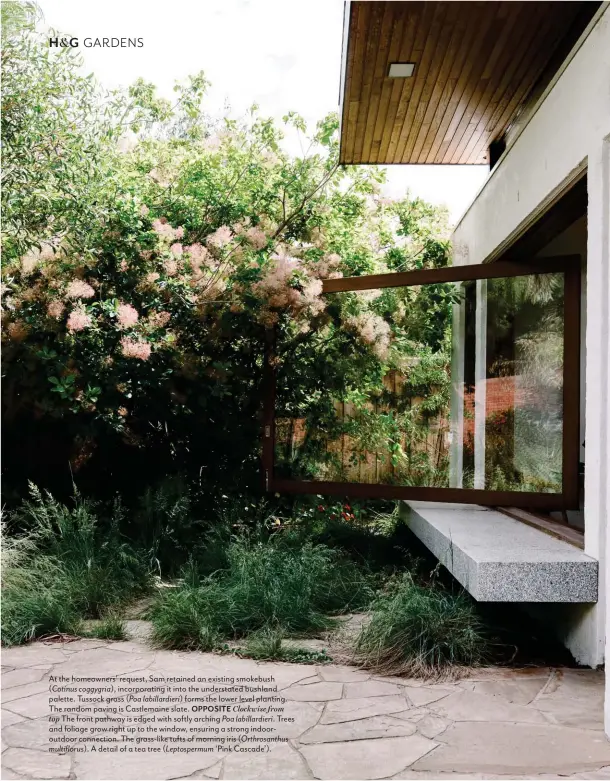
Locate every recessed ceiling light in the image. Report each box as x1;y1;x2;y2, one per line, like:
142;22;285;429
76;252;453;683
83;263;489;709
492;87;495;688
388;62;415;78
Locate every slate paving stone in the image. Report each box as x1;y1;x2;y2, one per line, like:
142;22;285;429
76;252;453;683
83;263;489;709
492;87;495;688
318;665;371;683
49;646;152;678
0;768;26;779
460;667;553;681
0;710;27;728
430;690;549;724
299;714;417;744
74;749;223;780
470;677;548;704
2;746;71;779
392;708;428;722
2;639;609;780
3;716;49;751
223;742;310;780
283;681;343;701
344;680;403;698
1;682;49;704
536;696;606;731
0;647;69;669
301;735;439;779
321;694;410;724
2;692;52;720
416;714;449;739
412;722;610;775
289;674;321;686
534;669;605;730
404;686;455;707
1;668;50;691
59;639;108;654
274;701;323;739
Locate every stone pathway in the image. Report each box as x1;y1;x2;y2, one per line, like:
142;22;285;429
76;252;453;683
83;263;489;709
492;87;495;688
2;637;610;780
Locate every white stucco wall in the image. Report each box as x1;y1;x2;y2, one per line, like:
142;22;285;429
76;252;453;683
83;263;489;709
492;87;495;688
451;6;610;678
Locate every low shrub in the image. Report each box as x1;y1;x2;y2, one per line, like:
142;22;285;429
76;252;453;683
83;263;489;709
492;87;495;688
356;573;489;676
150;539;374;651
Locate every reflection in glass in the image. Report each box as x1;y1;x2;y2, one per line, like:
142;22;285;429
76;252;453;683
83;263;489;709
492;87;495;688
461;274;564;493
274;272;564;493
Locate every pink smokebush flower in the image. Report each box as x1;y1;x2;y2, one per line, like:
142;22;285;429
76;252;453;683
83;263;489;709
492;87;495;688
21;250;39;276
67;307;92;332
186;243;208;264
39;243;56;261
170;243;183;258
244;226;267;250
7;321;29;341
152;219;183;242
346;312;391;361
121;337;151;360
162;259;178;277
66;279;95;299
206;225;232;249
252;251;302;316
186;244;213;283
148;311;171;328
117;303;139;329
47;301;65;319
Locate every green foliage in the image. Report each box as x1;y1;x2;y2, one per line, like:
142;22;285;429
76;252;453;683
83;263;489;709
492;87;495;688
150;538;374;651
1;554;83;646
356;573;489;676
227;627;332;664
133;477;207;575
84;612;128;641
1;10;451;502
279;500;414;573
1;485;151;645
1;1;40;40
13;484;151;615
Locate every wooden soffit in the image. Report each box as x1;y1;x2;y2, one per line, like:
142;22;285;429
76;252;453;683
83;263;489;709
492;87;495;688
339;1;599;165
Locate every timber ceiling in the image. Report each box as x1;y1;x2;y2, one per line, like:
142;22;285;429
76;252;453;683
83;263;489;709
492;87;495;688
339;1;599;165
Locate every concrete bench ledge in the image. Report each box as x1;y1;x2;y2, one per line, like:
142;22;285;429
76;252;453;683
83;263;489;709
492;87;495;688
400;501;598;603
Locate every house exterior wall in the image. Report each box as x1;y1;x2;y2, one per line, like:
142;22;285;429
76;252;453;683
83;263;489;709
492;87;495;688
451;6;610;680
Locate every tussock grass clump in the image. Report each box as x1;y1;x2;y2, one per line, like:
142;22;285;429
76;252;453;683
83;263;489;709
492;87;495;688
150;539;374;651
356;574;489;677
1;485;151;646
235;626;331;664
1;558;83;646
84;613;128;641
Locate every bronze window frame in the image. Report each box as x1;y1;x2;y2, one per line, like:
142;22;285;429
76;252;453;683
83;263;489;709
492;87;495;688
263;255;581;510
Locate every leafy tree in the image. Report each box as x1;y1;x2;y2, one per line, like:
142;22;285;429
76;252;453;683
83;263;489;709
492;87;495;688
1;11;451;502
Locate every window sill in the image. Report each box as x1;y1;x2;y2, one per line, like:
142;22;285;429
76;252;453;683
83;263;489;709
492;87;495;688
399;501;596;603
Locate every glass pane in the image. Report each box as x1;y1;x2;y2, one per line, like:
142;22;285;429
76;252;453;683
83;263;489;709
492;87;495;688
461;273;564;493
274;272;564;494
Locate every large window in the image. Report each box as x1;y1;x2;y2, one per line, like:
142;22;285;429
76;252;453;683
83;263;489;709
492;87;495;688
263;257;581;509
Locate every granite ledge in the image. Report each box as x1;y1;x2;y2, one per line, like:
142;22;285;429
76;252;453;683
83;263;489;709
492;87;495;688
399;501;598;603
